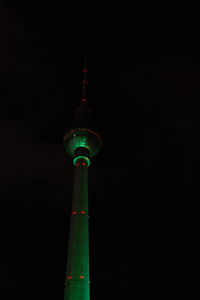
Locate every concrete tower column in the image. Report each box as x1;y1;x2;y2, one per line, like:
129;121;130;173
64;156;90;300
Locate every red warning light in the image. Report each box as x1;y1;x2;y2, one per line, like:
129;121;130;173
82;68;88;73
68;276;72;280
81;211;86;214
82;162;86;166
72;211;77;215
80;275;85;279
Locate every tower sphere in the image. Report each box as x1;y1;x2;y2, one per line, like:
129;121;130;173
63;127;102;158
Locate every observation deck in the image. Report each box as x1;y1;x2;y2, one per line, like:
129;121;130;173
63;127;102;159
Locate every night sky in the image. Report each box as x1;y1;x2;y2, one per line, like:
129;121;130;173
0;2;198;299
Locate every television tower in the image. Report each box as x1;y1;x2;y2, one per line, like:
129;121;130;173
63;57;102;300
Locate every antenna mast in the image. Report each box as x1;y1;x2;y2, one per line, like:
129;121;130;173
81;55;89;104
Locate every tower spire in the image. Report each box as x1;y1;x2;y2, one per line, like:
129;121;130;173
73;56;93;129
81;55;89;104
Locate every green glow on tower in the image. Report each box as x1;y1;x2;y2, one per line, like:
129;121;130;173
63;59;102;300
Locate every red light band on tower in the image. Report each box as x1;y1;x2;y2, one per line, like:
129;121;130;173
81;98;88;103
82;80;88;85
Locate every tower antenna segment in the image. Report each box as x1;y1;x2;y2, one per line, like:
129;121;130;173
81;55;89;104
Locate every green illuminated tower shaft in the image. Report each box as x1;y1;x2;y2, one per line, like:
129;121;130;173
64;157;90;299
63;59;102;300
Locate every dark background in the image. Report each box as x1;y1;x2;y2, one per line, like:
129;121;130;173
0;2;198;299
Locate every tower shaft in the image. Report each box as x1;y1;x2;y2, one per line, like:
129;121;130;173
64;160;90;300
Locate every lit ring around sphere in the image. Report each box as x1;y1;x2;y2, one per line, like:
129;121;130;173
73;156;91;166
